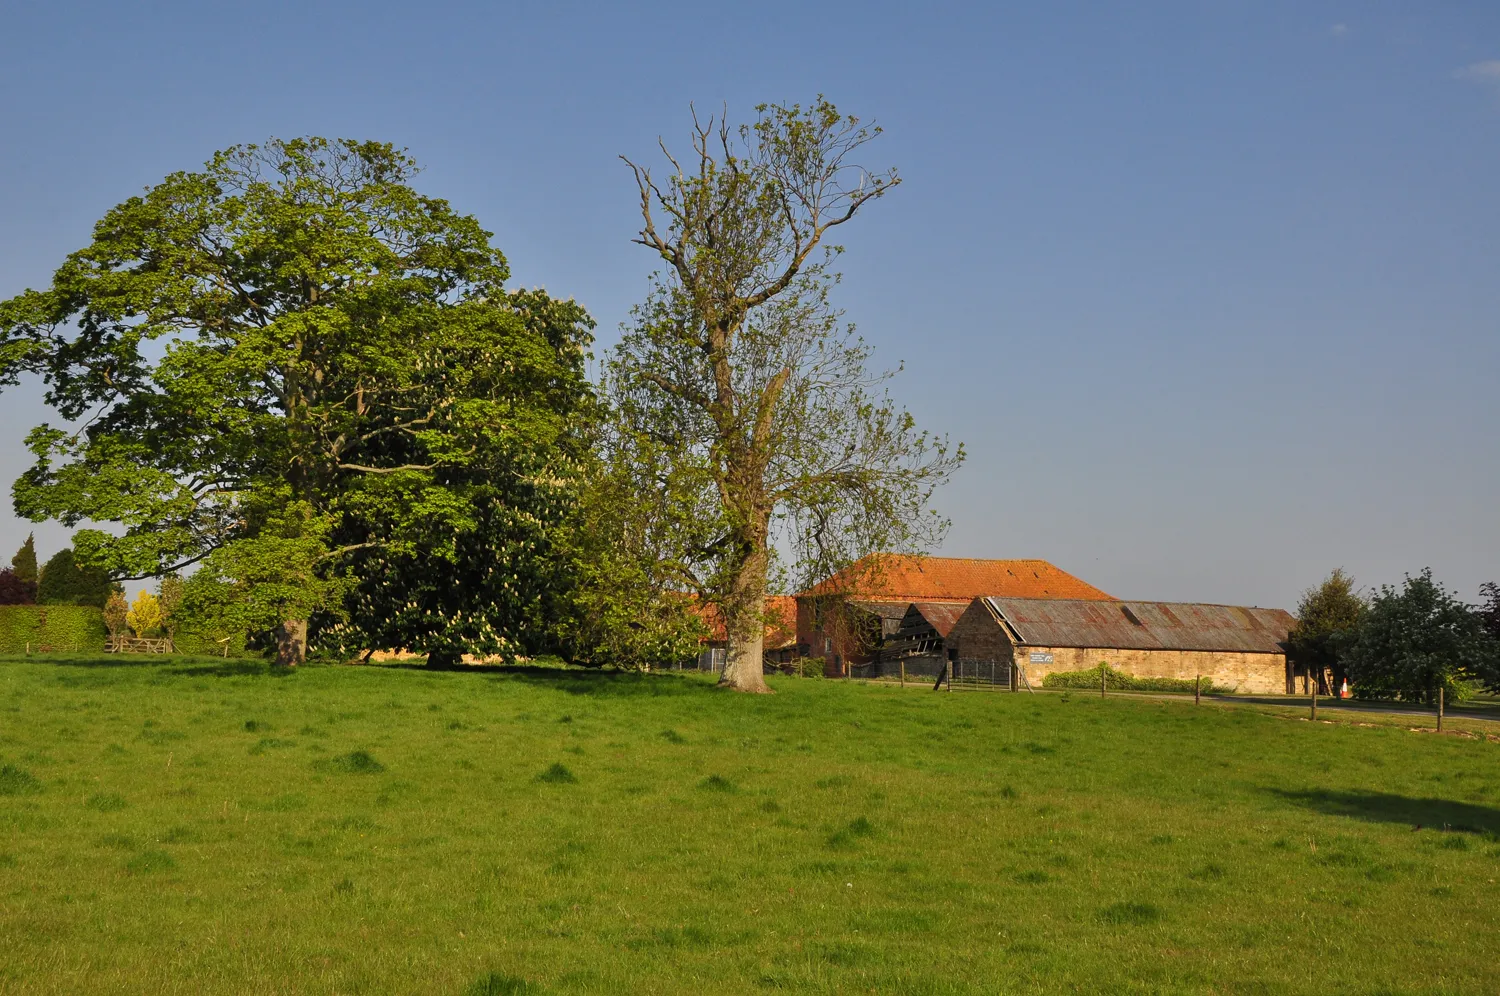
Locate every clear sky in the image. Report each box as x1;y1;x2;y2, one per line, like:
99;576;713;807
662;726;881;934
1;1;1496;610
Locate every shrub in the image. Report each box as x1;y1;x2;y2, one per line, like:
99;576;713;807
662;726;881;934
795;656;826;678
0;605;108;654
1042;664;1222;695
0;568;36;606
126;591;166;638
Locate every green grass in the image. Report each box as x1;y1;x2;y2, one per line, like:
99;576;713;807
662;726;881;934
1;657;1499;994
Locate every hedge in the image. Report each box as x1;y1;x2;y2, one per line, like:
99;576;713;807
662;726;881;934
1042;663;1223;695
172;628;253;658
0;605;108;654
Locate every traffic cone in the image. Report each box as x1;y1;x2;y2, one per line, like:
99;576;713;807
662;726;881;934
1340;679;1349;700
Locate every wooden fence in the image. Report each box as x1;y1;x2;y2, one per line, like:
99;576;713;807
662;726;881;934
105;635;174;654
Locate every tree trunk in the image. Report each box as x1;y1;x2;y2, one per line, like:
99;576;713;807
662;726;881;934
718;536;773;694
276;619;307;667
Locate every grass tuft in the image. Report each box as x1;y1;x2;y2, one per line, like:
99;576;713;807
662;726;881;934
659;729;687;744
86;792;127;812
324;750;385;774
466;972;537;995
0;764;42;795
699;774;735;792
535;763;577;785
1098;901;1163;926
125;850;176;874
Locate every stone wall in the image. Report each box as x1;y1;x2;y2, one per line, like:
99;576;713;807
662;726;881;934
946;600;1289;694
1016;645;1287;695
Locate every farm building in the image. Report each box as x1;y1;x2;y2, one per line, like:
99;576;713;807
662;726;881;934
693;595;798;672
945;597;1296;694
872;601;971;680
795;555;1114;676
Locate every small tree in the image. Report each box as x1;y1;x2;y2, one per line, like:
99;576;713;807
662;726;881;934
103;590;129;640
126;590;166;639
158;573;184;643
1345;569;1497;704
10;534;37;601
1285;568;1364;694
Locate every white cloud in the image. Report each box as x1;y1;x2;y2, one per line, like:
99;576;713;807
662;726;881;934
1330;23;1349;38
1455;60;1500;84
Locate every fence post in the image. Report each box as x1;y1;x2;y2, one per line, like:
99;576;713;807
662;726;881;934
1437;686;1444;733
900;659;906;688
946;659;953;693
1195;674;1201;706
1101;665;1106;698
1310;677;1317;721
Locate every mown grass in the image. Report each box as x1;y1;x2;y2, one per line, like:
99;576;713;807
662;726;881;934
1;656;1499;994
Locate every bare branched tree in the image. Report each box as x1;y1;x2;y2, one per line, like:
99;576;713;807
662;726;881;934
612;98;962;692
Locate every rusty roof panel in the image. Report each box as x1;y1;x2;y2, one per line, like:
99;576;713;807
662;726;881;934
984;597;1295;655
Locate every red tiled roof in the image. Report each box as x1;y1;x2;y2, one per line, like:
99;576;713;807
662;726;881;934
696;595;797;649
799;554;1114;602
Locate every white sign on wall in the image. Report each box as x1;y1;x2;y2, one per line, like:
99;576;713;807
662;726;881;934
1029;652;1054;664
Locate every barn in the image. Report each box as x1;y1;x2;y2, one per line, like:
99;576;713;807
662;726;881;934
946;596;1296;694
795;554;1114;676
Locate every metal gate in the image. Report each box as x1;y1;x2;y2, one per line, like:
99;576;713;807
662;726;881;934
949;657;1019;690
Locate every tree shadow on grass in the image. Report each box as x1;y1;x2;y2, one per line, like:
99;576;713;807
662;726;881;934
38;655;289;679
1268;788;1500;834
490;666;718;699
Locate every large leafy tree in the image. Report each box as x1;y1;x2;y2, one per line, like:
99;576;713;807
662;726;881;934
36;547;111;607
1285;568;1365;694
615;99;961;691
0;138;593;664
1345;569;1498;703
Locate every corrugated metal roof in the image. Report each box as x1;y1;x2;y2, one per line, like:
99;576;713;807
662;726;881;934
984;597;1294;655
907;601;969;637
800;555;1114;601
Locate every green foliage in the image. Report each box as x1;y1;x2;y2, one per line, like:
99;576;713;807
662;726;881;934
1042;664;1222;694
36;547;110;607
0;604;107;653
11;533;37;587
1287;568;1365;690
1346;569;1499;703
1;137;592;662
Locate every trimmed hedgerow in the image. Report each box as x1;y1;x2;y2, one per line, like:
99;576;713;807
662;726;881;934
1042;663;1223;695
0;605;107;654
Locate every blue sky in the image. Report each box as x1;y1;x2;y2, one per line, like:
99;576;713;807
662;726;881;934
1;1;1496;609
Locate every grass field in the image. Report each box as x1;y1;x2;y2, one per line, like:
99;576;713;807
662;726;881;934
2;657;1498;995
